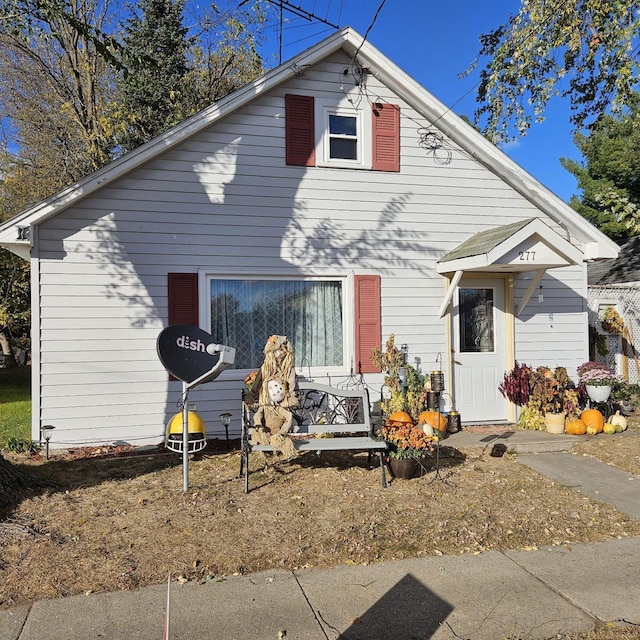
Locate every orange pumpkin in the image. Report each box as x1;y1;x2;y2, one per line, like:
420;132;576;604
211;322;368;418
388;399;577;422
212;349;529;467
388;411;413;426
581;409;604;433
417;410;447;431
565;419;587;435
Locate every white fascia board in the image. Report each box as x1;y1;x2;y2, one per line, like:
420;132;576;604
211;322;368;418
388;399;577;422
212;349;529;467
0;28;354;240
353;40;620;259
584;241;620;260
486;219;584;266
437;255;488;273
0;241;30;260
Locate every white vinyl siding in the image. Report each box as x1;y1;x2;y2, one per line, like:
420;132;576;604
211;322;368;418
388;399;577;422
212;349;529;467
33;50;589;446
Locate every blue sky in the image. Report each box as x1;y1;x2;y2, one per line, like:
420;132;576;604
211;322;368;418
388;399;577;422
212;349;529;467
256;0;582;204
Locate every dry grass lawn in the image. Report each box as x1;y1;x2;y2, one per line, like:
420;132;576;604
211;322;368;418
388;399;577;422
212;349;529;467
2;414;640;627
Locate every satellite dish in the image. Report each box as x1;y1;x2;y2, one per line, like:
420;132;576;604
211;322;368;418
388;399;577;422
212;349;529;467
156;325;222;383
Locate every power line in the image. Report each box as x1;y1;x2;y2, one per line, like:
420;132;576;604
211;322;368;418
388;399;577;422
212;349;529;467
352;0;388;63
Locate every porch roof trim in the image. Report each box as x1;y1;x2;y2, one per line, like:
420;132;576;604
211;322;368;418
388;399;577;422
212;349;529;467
436;218;584;275
436;218;585;318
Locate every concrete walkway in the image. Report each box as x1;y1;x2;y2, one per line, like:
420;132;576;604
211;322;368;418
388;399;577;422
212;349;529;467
2;537;639;640
519;452;640;520
2;428;640;640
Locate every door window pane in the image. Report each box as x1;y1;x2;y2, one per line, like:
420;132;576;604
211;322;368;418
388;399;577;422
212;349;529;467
459;288;494;353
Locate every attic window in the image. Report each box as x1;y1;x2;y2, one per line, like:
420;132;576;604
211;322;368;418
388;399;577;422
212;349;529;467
317;102;369;169
285;94;399;171
329;114;358;160
17;227;29;241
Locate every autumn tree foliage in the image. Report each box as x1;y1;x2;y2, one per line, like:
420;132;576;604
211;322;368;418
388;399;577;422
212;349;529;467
467;1;640;141
0;0;269;364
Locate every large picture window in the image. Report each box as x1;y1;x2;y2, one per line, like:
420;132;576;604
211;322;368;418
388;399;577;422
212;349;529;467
210;278;344;370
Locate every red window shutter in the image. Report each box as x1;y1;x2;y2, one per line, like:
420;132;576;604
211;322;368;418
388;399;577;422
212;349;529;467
355;275;381;374
168;273;199;326
372;103;400;172
286;94;315;166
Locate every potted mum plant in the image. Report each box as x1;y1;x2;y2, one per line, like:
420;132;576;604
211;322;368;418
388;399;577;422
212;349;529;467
378;419;437;479
577;361;617;403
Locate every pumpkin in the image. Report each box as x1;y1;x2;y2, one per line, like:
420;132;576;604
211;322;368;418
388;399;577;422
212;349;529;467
565;419;587;435
581;408;604;433
417;410;447;431
388;411;413;426
610;411;628;431
422;423;435;437
603;423;617;435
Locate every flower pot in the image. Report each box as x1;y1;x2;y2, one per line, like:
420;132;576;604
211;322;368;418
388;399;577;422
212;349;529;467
389;457;422;480
585;385;611;403
544;412;565;434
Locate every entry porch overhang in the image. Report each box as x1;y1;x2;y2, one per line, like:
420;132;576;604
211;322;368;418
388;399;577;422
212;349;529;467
436;218;584;318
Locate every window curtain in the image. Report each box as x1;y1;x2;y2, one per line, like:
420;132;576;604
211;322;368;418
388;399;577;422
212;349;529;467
210;280;343;369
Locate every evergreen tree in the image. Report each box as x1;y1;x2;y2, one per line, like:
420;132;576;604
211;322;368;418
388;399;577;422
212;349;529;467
119;0;190;152
562;105;640;241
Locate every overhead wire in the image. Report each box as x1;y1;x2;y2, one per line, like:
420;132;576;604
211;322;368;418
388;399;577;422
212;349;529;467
351;0;388;64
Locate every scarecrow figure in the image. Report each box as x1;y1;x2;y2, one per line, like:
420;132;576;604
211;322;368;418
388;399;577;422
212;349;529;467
249;335;298;460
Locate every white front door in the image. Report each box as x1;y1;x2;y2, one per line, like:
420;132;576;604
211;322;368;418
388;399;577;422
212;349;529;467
452;277;508;423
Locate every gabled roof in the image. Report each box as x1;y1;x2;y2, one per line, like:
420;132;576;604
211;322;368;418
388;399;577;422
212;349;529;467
440;219;534;264
0;27;619;262
437;218;583;273
588;236;640;285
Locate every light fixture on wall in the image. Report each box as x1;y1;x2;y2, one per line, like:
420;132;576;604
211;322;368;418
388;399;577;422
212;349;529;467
538;284;544;304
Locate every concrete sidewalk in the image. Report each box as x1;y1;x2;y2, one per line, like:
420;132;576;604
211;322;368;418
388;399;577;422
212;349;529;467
2;537;639;640
2;427;640;640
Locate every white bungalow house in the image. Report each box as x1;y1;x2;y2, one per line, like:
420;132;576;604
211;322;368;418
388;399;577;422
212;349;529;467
0;28;619;448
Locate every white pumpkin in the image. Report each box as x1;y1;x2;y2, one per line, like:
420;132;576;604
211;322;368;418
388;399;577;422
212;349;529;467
610;411;628;431
422;423;435;437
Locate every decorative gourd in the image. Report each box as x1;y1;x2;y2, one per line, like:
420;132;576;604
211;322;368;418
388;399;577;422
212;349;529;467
565;419;587;435
603;423;617;435
388;411;413;426
581;408;604;433
417;410;447;431
586;425;598;435
422;423;435;437
614;424;624;433
610;411;628;431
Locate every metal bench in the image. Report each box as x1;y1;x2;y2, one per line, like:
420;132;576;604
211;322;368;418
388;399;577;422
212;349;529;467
240;382;387;492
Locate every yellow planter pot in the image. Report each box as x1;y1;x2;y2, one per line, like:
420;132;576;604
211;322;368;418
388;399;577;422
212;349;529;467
544;412;565;434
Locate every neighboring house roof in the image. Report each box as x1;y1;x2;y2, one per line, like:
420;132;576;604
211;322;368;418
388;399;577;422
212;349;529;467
0;27;619;262
588;236;640;285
